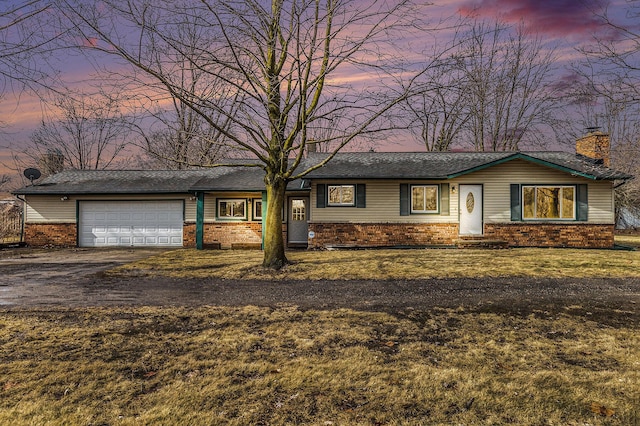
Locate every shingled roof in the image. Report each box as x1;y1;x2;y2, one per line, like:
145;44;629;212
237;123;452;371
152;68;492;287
304;151;632;181
13;169;222;195
13;151;631;195
13;165;308;195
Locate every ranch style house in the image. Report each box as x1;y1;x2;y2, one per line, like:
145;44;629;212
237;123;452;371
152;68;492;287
13;131;632;250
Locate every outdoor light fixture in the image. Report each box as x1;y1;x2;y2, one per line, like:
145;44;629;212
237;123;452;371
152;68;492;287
60;196;68;201
451;185;457;194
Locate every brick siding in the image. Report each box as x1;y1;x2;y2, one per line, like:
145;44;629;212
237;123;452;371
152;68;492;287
308;223;459;248
185;222;289;249
484;223;615;248
24;223;77;247
25;221;615;249
183;223;196;248
205;222;263;249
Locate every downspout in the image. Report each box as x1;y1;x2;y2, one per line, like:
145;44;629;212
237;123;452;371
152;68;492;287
261;191;267;250
196;192;204;250
15;194;26;245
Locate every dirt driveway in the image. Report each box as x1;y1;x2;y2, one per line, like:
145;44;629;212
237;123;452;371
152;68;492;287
0;248;166;306
1;248;639;326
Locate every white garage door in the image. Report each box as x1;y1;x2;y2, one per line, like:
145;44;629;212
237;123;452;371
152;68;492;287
79;200;184;247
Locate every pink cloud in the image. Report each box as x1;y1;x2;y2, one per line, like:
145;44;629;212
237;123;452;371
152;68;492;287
457;0;607;37
81;37;99;48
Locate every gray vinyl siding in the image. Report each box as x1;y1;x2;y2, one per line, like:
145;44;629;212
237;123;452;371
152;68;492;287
25;194;197;223
311;180;456;224
454;159;614;224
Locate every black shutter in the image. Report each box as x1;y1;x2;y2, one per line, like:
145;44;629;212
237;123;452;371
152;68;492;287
510;184;521;221
317;184;326;208
576;184;588;221
356;184;366;208
440;183;450;215
400;184;410;216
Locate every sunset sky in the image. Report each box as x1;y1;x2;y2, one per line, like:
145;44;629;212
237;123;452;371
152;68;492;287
0;0;635;176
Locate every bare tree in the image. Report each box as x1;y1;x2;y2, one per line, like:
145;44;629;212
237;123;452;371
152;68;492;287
567;86;640;227
0;1;55;130
139;94;240;169
581;0;640;102
399;58;470;151
51;0;432;268
132;18;242;169
456;20;559;151
573;1;640;226
398;19;560;152
15;92;131;172
0;1;56;87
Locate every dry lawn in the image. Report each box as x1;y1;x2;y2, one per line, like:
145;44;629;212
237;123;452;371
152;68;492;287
614;233;640;249
1;306;638;425
111;243;640;281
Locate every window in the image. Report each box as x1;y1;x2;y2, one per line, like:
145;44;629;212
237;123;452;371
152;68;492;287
291;199;306;221
328;185;355;206
253;199;263;220
317;184;365;208
217;199;247;220
522;186;575;220
411;185;439;213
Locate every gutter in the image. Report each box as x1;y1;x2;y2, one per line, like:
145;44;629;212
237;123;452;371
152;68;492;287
614;175;634;189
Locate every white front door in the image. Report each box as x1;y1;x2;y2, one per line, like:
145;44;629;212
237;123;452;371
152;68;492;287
459;185;483;235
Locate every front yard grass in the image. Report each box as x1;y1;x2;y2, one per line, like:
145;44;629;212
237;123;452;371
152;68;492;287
112;243;640;280
1;306;638;425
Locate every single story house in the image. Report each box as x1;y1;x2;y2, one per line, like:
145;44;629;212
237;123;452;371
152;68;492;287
13;132;632;249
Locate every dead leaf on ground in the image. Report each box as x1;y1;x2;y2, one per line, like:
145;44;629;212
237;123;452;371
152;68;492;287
589;402;615;417
3;382;18;391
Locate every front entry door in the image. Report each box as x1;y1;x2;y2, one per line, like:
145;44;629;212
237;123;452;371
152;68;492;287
459;185;483;235
288;197;309;245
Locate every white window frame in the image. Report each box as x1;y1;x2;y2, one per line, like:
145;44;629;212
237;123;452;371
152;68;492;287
253;199;263;221
217;199;247;220
410;184;439;214
327;184;356;206
522;185;576;220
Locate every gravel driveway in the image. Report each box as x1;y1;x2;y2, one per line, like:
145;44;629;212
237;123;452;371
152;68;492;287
1;248;638;326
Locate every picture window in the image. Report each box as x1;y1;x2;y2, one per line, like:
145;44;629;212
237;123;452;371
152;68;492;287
522;186;575;220
411;185;439;213
217;199;247;219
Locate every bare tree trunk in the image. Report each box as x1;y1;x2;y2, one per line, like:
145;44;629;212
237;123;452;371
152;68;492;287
263;174;287;268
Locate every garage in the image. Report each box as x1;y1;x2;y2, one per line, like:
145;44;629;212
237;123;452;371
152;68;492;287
78;200;184;247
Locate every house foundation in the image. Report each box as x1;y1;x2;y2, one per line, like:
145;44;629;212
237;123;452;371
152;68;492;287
484;223;615;248
24;223;77;247
308;223;459;248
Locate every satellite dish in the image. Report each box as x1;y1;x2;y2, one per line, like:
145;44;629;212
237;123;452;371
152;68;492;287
23;168;42;185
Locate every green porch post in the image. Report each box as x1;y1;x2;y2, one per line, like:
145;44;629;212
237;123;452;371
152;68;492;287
196;192;204;250
261;191;267;250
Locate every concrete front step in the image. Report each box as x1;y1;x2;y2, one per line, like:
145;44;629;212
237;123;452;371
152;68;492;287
455;238;510;249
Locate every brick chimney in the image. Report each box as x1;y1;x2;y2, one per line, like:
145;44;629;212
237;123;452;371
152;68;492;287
305;140;318;157
576;130;610;167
